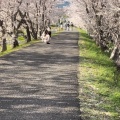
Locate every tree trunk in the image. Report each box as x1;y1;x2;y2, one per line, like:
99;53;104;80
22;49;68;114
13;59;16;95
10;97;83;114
26;26;31;42
1;38;7;52
13;36;19;48
33;33;37;40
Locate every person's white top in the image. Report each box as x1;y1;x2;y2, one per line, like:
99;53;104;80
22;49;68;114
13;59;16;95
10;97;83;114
45;34;50;42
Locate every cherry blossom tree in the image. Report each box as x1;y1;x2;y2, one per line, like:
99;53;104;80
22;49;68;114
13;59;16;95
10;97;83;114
67;0;120;66
0;0;59;50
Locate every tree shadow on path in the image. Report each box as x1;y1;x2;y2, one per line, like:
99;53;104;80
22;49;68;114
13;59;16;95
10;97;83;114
0;31;82;120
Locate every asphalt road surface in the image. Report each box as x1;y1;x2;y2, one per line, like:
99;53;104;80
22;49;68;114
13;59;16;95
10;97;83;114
0;31;81;120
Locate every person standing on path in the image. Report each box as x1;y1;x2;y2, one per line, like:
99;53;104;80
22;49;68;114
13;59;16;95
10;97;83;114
70;22;74;31
66;21;70;31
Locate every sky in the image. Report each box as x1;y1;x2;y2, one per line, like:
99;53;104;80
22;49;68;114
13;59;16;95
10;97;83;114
57;0;70;8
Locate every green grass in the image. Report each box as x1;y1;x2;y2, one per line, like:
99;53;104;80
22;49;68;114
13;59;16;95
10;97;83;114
0;40;40;57
18;36;25;41
78;28;120;120
0;28;62;57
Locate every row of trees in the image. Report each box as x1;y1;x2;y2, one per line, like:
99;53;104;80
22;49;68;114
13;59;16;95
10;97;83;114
0;0;61;51
0;0;119;67
68;0;120;67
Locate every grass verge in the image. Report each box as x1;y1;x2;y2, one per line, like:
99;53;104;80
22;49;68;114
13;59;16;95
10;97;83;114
0;28;62;57
78;28;120;120
0;40;40;57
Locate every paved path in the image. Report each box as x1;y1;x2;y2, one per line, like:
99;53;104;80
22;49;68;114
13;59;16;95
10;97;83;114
0;31;81;120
